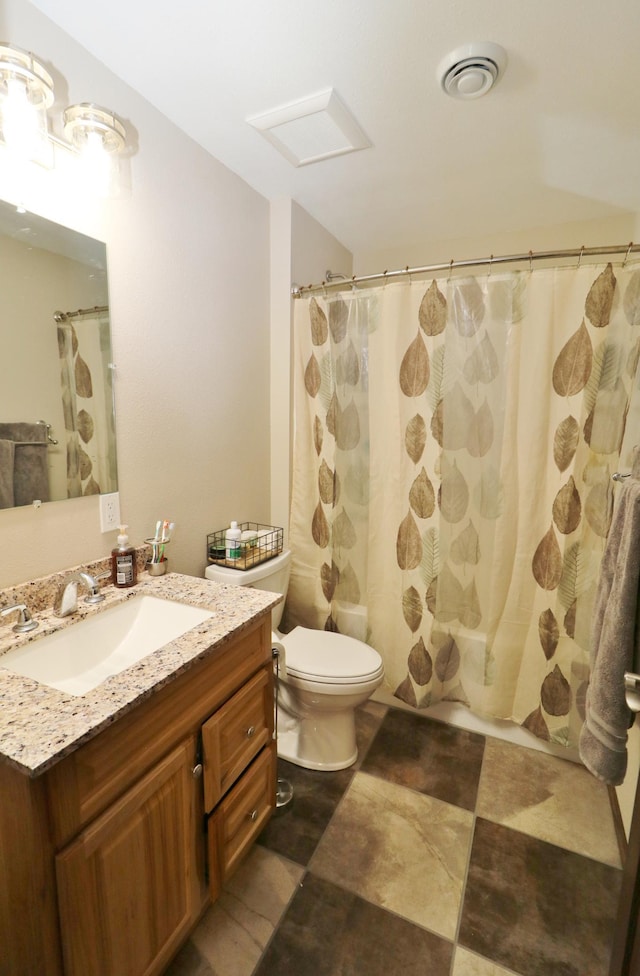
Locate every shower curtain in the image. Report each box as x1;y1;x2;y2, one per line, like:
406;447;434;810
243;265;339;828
287;262;640;749
58;312;116;497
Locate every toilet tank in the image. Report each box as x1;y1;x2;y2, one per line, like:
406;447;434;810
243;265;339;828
204;549;291;630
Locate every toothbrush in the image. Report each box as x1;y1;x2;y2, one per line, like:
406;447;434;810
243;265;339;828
150;520;163;562
159;520;175;561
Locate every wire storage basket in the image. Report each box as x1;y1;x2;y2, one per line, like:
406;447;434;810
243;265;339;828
206;522;283;571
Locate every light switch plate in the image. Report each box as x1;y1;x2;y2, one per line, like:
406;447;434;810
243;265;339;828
100;492;121;533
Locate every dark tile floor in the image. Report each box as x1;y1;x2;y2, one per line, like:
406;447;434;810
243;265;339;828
167;701;624;976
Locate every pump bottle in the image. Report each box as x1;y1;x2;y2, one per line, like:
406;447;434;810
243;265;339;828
225;521;242;561
112;525;137;588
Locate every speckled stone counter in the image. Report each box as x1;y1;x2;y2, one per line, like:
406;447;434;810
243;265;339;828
0;569;280;778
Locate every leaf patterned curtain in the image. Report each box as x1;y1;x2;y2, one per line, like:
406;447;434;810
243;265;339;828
287;263;640;749
57;313;117;498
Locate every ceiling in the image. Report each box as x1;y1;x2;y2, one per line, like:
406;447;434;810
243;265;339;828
25;1;640;262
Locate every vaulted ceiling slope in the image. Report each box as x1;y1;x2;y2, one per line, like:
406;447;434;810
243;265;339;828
24;0;640;262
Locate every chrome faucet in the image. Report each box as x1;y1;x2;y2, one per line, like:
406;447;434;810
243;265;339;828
0;603;39;633
53;571;109;617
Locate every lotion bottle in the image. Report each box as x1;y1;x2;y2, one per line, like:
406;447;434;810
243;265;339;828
112;524;137;588
225;521;242;561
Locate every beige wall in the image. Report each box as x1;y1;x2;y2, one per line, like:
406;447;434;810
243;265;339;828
355;212;640;275
0;0;270;588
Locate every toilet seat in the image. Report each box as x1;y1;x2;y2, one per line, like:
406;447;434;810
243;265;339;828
277;626;384;685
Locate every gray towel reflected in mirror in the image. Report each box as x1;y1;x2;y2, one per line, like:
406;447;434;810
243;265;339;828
0;423;50;509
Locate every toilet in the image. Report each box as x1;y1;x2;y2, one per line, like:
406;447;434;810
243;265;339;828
205;549;384;770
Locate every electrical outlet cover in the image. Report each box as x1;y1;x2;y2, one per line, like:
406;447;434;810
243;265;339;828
100;492;121;533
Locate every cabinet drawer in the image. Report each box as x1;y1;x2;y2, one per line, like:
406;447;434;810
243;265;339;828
202;665;273;812
207;742;276;898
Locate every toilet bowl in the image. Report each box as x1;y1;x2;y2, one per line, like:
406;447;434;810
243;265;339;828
204;549;384;770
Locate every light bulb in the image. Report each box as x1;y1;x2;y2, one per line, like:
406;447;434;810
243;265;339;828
2;77;41;158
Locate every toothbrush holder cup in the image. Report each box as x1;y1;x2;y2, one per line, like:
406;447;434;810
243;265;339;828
145;538;170;575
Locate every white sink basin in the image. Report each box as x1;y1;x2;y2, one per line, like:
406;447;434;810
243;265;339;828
0;595;214;696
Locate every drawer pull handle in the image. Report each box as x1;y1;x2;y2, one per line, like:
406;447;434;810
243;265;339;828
246;726;256;738
248;809;258;822
192;763;203;779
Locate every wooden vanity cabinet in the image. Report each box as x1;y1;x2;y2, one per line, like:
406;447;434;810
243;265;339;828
0;614;275;976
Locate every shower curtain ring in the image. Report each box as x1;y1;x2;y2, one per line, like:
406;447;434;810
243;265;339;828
577;245;584;269
528;250;533;273
448;258;454;281
624;242;634;267
488;254;493;277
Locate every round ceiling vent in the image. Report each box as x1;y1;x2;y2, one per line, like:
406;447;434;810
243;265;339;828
438;42;507;100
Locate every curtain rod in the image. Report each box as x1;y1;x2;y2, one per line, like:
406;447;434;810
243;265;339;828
53;304;109;322
290;242;640;298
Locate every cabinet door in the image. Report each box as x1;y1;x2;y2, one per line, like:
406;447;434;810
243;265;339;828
56;738;202;976
202;665;273;812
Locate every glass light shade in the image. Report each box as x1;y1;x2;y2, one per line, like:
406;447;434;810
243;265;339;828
63;103;126;155
0;43;54;108
0;44;53;163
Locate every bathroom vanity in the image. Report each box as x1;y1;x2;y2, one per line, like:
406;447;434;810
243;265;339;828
0;571;279;976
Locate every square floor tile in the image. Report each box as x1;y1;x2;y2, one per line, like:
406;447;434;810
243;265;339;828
254;872;453;976
310;770;473;939
166;846;303;976
476;737;621;867
459;818;622;976
258;759;354;865
361;707;485;810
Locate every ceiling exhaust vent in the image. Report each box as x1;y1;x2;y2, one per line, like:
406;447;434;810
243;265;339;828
247;89;370;167
438;42;507;100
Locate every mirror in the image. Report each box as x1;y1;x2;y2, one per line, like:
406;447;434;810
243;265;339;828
0;199;117;509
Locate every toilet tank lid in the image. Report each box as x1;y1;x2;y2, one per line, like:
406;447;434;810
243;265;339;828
205;549;291;586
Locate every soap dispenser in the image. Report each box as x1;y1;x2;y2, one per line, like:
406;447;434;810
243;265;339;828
112;524;137;588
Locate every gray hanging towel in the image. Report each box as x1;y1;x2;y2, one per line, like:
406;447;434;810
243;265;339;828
0;423;50;506
0;439;15;509
579;476;640;785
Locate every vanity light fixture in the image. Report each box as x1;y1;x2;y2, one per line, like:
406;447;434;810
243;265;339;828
0;42;128;170
0;43;53;163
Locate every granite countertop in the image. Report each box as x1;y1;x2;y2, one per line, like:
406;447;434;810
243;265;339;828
0;572;280;778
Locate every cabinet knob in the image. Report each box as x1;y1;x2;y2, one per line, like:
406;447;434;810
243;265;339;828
192;763;203;779
248;809;258;822
246;726;256;738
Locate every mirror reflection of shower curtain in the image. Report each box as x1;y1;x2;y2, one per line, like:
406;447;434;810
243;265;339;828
57;312;117;497
288;262;640;751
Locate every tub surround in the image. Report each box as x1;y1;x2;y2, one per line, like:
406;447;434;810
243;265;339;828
0;562;281;777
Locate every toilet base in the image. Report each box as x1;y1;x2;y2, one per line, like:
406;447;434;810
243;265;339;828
276;708;358;771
